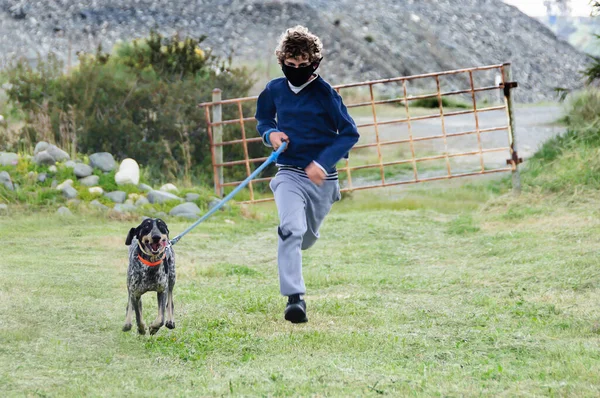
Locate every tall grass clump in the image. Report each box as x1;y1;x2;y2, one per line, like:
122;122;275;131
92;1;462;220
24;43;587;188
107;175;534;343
525;90;600;193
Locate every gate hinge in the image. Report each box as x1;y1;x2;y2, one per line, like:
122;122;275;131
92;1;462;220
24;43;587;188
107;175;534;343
503;81;518;97
506;151;523;166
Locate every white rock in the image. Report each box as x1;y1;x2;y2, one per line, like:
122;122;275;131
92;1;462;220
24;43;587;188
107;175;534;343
115;158;140;186
48;165;57;173
56;179;74;190
89;187;104;195
160;183;178;192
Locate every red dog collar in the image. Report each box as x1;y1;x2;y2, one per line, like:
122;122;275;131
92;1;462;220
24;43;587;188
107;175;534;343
138;253;165;267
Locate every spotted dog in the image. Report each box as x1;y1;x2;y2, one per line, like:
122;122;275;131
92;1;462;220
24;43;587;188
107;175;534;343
123;218;176;335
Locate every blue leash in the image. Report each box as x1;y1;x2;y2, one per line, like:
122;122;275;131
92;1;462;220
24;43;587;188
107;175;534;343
170;142;287;246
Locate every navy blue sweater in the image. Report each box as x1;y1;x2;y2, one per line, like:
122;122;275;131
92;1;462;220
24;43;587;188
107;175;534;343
255;76;360;174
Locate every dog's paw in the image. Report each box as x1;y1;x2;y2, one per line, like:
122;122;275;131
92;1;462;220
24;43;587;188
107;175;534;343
122;323;132;332
165;321;176;329
149;326;161;335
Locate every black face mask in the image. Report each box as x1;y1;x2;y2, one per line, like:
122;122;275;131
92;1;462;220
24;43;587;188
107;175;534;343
282;58;322;87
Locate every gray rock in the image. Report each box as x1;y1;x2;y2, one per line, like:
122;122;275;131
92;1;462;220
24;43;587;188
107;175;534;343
51;179;58;189
0;152;19;166
147;190;184;204
208;198;229;212
37;173;47;183
177;213;200;220
135;197;150;207
169;202;201;217
0;203;7;212
138;183;153;192
64;160;76;169
34;150;56;165
0;171;14;191
61;185;78;199
185;193;201;202
90;200;109;211
114;203;138;213
89;152;116;172
46;144;69;162
79;175;99;186
57;206;73;216
74;163;93;178
34;141;49;155
104;191;127;203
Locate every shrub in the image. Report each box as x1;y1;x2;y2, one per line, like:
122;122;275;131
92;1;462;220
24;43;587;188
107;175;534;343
3;31;261;186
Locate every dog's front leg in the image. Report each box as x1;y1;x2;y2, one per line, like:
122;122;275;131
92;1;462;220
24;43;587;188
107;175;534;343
122;294;134;332
149;291;166;335
165;288;175;329
132;295;146;335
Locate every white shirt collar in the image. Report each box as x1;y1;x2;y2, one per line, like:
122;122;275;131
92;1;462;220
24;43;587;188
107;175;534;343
288;74;319;94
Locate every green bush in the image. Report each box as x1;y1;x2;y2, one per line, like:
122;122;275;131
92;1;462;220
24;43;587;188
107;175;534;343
3;31;263;186
525;89;600;192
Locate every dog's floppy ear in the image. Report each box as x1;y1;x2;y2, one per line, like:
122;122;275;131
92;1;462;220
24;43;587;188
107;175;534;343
125;227;137;246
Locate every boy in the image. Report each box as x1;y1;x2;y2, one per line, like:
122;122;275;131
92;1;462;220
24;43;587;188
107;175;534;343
255;25;360;323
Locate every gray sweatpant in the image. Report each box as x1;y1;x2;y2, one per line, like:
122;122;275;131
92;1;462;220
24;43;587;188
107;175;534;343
269;170;341;296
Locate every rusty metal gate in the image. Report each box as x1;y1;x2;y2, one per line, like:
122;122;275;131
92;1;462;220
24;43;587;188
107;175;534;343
199;63;521;203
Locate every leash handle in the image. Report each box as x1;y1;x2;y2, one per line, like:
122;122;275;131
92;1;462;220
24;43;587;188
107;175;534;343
170;141;287;245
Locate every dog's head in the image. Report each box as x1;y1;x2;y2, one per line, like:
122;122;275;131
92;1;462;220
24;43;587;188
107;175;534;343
125;218;170;255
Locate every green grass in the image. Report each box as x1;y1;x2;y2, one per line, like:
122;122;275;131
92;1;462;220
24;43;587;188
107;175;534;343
2;178;600;396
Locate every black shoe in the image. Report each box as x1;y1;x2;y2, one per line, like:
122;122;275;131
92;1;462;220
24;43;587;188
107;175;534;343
284;294;308;323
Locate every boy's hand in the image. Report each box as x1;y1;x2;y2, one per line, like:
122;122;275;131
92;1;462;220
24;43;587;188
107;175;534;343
269;132;289;151
306;162;326;186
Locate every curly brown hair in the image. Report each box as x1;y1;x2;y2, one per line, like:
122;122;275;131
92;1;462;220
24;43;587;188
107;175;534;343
275;25;323;64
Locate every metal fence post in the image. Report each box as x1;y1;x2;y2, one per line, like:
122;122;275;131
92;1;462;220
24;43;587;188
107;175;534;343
502;63;521;195
212;88;224;197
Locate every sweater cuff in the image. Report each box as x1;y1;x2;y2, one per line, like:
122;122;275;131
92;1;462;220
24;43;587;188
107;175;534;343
262;128;278;147
312;161;328;175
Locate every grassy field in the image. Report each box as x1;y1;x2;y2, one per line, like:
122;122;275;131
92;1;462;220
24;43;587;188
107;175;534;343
2;177;600;396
